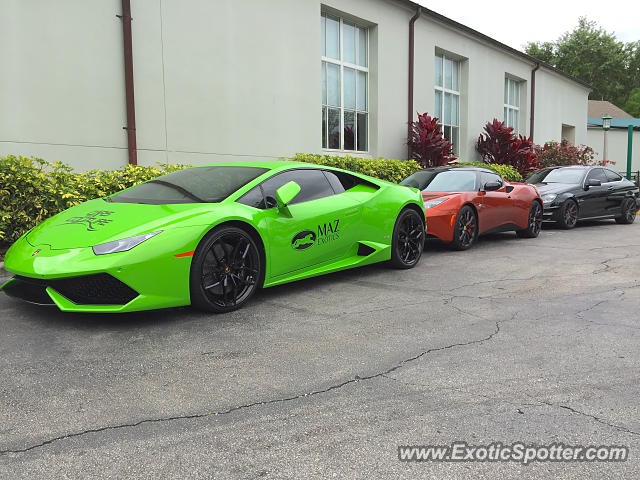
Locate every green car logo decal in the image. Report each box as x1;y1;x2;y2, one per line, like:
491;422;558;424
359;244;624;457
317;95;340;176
63;210;114;231
292;230;316;250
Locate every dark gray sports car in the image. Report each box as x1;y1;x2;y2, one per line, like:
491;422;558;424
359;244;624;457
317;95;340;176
526;166;639;229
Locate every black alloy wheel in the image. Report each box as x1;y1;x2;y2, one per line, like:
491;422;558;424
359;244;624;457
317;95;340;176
517;201;543;238
191;226;261;313
558;199;578;229
451;205;477;251
615;198;637;225
391;208;425;269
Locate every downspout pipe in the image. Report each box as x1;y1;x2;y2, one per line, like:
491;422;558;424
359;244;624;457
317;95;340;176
120;0;138;165
529;63;540;142
408;7;421;159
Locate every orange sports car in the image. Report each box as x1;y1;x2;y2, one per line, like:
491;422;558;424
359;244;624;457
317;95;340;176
401;167;542;250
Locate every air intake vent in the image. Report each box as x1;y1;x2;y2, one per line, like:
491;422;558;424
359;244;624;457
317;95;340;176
357;243;376;256
6;274;138;306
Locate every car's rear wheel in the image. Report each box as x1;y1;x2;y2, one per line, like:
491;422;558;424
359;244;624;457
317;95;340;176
557;199;578;229
615;198;637;225
516;201;543;238
390;208;424;269
190;226;261;313
451;205;477;251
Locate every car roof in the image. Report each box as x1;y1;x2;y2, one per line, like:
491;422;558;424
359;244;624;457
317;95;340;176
417;166;495;174
198;160;307;170
544;165;592;170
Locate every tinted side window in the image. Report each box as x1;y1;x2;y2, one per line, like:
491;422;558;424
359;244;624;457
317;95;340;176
261;169;335;207
237;185;266;209
587;168;608;183
323;171;346;194
604;169;622;182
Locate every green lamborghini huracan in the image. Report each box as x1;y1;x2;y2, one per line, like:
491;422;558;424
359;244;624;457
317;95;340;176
1;161;425;313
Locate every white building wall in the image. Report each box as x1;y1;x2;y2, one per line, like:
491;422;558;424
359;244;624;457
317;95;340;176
413;15;533;161
0;0;591;171
0;0;128;169
533;69;590;146
587;127;640;174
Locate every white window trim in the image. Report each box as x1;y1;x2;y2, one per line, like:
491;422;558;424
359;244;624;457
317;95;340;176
434;54;460;154
504;77;521;133
321;15;369;153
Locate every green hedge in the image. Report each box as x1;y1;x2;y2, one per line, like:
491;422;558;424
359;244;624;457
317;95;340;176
455;162;523;182
292;154;523;183
0;155;187;246
291;154;422;184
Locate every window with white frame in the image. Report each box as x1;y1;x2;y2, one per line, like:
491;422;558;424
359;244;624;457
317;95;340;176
321;13;368;152
504;77;521;132
434;53;460;154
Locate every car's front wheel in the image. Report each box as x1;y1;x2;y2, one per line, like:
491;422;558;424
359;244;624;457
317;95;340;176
557;199;578;229
516;201;543;238
451;205;477;251
615;198;637;225
390;208;425;269
190;226;262;313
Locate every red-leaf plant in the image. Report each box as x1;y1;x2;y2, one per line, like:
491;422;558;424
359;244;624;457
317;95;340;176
536;139;614;168
476;119;538;176
408;113;456;168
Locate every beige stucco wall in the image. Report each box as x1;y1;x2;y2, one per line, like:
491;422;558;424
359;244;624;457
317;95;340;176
413;14;534;161
533;69;590;147
0;0;591;171
0;0;128;169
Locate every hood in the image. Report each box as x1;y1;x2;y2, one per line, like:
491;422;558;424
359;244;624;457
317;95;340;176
533;183;578;195
26;198;213;249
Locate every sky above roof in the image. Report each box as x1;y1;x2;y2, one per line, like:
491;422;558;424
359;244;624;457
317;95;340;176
416;0;639;52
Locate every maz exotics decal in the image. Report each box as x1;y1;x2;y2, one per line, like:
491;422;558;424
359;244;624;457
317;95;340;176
291;219;341;250
63;210;114;231
317;219;340;245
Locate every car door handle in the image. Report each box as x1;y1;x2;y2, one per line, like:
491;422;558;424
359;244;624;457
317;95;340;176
607;186;614;191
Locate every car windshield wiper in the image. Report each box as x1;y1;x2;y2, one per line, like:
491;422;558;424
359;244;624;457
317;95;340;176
148;179;205;202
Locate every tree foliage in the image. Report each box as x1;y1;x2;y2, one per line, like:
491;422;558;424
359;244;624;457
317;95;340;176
525;18;639;114
625;87;640;118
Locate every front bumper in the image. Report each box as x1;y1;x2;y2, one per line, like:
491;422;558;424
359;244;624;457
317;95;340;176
1;226;203;313
424;209;457;243
542;203;561;222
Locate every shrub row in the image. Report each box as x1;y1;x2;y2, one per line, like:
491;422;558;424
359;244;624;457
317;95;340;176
292;154;522;182
291;153;422;184
0;155;186;245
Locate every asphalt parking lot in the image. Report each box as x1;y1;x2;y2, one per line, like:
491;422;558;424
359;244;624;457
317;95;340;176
1;221;639;479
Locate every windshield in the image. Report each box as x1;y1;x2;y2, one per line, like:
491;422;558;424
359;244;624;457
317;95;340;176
109;166;268;204
400;170;438;190
527;168;585;185
423;171;477;192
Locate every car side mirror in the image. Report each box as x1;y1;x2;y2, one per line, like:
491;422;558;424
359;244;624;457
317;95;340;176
275;181;301;209
483;181;502;192
505;185;514;193
585;178;601;189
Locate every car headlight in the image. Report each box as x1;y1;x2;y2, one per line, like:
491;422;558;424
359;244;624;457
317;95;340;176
92;231;162;255
423;197;449;210
541;194;557;205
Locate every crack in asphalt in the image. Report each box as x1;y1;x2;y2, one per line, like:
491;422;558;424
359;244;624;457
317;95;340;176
3;236;639;457
536;399;640;438
593;254;633;275
0;321;501;456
